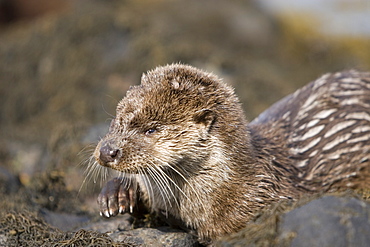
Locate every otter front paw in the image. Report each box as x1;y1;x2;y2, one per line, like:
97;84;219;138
98;177;137;218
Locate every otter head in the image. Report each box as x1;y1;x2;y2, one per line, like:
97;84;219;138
94;64;248;177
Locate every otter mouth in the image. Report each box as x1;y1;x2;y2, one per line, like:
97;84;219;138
98;141;121;165
95;141;142;174
95;137;192;178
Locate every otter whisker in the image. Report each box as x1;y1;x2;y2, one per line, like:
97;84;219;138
78;142;105;190
77;144;96;158
153;163;188;205
151;156;199;204
146;167;170;211
79;158;103;195
138;168;154;209
118;172;129;188
87;158;99;181
145;164;173;211
79;149;96;175
100;164;111;184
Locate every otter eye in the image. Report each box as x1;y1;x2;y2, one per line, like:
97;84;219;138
145;128;156;135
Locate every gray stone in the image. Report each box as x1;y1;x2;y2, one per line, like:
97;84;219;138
278;196;370;247
81;215;199;246
109;227;199;247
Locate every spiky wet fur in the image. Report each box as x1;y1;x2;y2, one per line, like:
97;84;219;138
91;64;370;242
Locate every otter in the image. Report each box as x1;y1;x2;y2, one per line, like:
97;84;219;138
93;64;370;242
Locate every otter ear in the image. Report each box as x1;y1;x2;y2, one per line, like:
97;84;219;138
193;109;215;131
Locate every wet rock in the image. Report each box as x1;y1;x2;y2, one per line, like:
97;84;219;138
82;215;199;247
109;226;199;247
277;196;370;247
217;195;370;247
39;208;90;232
82;215;132;233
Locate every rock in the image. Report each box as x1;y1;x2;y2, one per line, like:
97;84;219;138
82;215;199;247
216;195;370;247
82;215;132;233
109;227;199;247
278;196;370;247
39;208;90;232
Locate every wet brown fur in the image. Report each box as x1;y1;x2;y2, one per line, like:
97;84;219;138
94;64;370;242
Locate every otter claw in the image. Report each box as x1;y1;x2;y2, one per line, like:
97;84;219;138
98;177;137;218
104;210;111;218
109;208;115;216
119;205;125;214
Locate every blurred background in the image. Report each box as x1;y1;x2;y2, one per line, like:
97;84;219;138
0;0;369;217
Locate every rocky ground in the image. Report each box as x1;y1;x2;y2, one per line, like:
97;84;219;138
0;0;369;246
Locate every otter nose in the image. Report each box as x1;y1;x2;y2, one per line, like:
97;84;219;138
99;142;120;164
